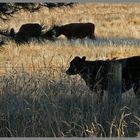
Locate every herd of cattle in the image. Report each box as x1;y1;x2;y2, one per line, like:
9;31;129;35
0;22;140;101
0;22;95;44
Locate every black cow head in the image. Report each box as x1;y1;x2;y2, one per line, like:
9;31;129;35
43;29;55;39
66;56;86;75
51;25;61;37
44;25;60;38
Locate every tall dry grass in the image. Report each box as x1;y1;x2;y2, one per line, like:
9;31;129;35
0;3;140;137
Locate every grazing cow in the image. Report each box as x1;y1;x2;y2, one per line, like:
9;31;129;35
0;23;43;43
15;23;42;37
66;56;140;100
12;23;43;43
48;22;95;39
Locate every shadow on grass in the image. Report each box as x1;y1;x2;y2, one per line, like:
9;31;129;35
94;37;140;46
1;35;140;47
67;37;140;47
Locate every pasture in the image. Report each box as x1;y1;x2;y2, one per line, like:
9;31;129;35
0;3;140;137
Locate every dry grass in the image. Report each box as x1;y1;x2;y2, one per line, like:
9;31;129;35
0;3;140;137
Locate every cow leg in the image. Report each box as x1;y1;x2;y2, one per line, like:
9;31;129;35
89;35;96;40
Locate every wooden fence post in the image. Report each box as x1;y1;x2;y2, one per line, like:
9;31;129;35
99;60;122;137
107;60;122;117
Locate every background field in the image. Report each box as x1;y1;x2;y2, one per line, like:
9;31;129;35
0;3;140;137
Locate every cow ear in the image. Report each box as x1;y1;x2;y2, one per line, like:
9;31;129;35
82;56;86;61
75;56;80;60
53;25;57;28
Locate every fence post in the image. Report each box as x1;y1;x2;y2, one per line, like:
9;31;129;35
100;60;122;136
107;60;122;117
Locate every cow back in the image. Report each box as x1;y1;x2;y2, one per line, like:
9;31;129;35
59;23;95;39
18;23;42;37
122;56;140;80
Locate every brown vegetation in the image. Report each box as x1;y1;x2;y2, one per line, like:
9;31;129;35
0;3;140;137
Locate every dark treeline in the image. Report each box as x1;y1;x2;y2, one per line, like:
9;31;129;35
0;3;76;21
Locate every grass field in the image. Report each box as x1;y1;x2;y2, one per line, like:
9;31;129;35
0;3;140;137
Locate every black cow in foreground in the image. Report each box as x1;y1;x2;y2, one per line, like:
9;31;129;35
47;22;95;40
66;56;140;100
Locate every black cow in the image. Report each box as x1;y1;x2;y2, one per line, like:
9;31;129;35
47;22;95;39
13;23;43;43
0;23;44;43
66;56;140;100
15;23;42;37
